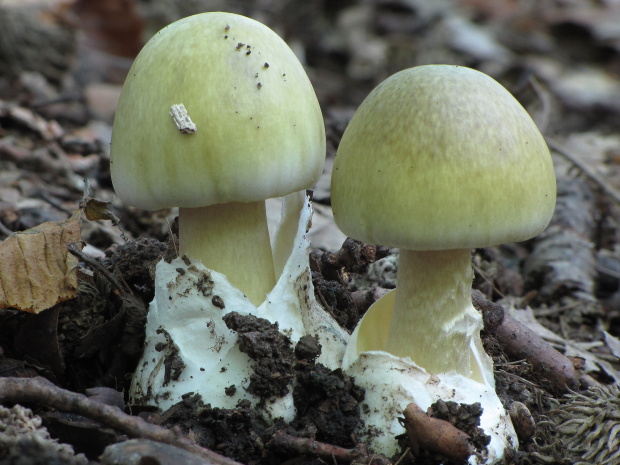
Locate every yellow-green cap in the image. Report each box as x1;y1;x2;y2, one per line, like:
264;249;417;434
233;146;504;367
331;65;556;250
111;12;325;210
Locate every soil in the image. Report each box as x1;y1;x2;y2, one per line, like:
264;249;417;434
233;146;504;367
2;1;620;465
148;319;364;465
223;312;297;400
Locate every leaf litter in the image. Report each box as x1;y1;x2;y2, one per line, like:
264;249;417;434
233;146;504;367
2;0;620;464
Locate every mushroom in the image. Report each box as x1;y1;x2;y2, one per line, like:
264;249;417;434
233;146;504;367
117;12;348;419
330;65;556;460
110;12;325;305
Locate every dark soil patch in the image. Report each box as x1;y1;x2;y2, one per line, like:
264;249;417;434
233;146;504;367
102;236;167;302
153;322;365;464
157;395;279;465
311;272;358;331
292;363;364;447
223;312;296;400
429;401;490;455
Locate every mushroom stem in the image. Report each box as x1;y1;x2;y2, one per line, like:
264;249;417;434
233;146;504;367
387;248;481;378
179;201;276;306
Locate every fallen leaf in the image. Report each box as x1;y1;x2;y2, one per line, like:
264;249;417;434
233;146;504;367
80;196;119;224
0;100;64;140
507;303;620;383
0;212;82;313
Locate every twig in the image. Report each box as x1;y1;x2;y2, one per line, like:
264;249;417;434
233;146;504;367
472;290;580;393
67;242;132;296
546;137;620;205
311;238;389;285
403;403;473;462
268;430;391;465
527;75;551;133
495;370;542;390
0;377;242;465
392;447;410;465
472;262;506;299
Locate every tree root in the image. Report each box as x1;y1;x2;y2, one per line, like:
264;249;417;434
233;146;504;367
0;376;242;465
268;430;391;465
473;290;580;392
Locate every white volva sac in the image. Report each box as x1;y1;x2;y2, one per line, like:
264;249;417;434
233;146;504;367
130;192;348;420
342;290;518;464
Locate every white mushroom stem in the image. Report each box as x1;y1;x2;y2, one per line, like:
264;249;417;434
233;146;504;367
179;201;276;306
387;248;483;380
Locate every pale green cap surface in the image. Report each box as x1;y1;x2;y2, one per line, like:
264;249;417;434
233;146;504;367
111;12;325;210
331;65;556;250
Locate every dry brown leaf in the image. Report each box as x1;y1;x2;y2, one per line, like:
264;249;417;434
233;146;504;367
80;196;119;224
0;212;82;313
0;101;64;140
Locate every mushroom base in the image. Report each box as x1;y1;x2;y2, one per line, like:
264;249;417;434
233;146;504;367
130;192;348;419
342;291;517;463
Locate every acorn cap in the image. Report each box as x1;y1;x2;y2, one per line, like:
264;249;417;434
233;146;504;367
111;12;325;210
331;65;556;250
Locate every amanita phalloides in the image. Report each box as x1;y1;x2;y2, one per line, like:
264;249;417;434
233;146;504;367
110;12;325;305
111;12;347;418
331;65;556;462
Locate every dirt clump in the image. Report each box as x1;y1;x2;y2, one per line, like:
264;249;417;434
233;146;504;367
427;400;490;453
103;236;167;301
293;362;364;447
223;312;296;400
157;394;278;465
154;324;365;464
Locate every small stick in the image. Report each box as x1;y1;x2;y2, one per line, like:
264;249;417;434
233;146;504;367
546;137;620;205
0;377;242;465
472;290;580;393
67;242;132;296
527;75;551;133
0;220;13;237
268;430;391;465
403;403;473;462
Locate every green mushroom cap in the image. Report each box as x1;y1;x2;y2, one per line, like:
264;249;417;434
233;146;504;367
111;12;325;211
331;65;556;250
